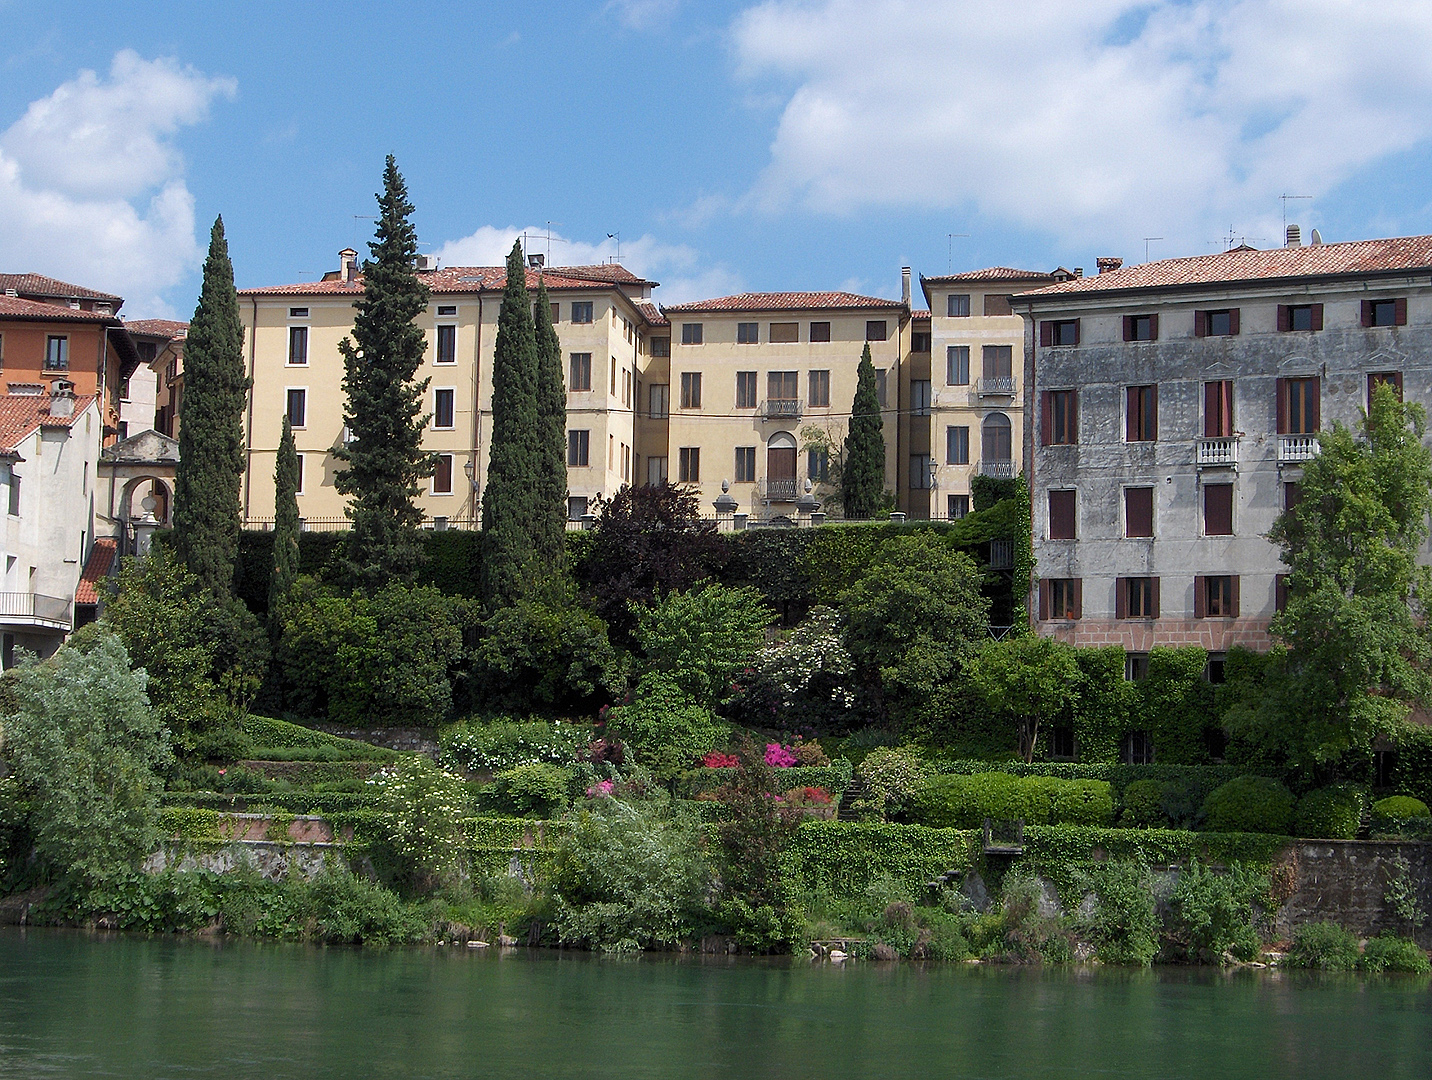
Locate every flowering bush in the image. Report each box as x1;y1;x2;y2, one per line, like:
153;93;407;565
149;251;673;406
783;786;833;807
740;607;858;725
586;780;615;799
852;746;928;821
765;743;798;768
702;751;742;769
440;719;587;773
366;756;469;892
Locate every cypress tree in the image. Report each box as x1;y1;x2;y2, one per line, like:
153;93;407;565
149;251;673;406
173;217;249;596
268;415;300;635
842;343;886;518
480;241;541;607
334;156;434;589
532;276;569;568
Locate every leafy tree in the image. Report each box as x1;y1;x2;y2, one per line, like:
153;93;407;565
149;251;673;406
467;599;620;715
1255;382;1432;764
481;241;542;607
173;217;250;596
604;672;726;779
736;606;860;732
268;415;301;635
3;628;172;884
532;276;570;569
334;156;435;589
711;736;802;933
632;583;773;709
841;343;885;518
969;634;1079;762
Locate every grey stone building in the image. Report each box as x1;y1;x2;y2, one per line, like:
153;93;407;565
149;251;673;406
1011;230;1432;670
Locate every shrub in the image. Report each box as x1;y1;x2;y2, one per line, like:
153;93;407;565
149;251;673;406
1286;921;1360;970
440;719;587;773
1164;860;1267;964
604;672;727;780
736;607;859;730
913;773;1114;829
467;600;619;715
1371;795;1430;828
1079;861;1158;966
1120;780;1166;828
1295;784;1366;839
1202;776;1295;834
1359;934;1431;974
366;757;469;893
485;763;571;818
632;583;773;709
853;747;929;820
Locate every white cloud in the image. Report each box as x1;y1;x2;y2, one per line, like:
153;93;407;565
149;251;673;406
0;51;234;316
731;0;1432;253
604;0;681;30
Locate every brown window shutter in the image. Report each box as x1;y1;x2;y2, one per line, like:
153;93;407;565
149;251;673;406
1275;574;1288;613
1149;384;1158;441
1072;579;1082;619
1204;483;1234;535
1040;321;1052;347
1070;391;1078;443
1311;303;1324;330
1049;490;1076;540
1194;310;1207;337
1395;297;1407;325
1126;486;1153;537
1393;371;1404;398
1276;377;1288;435
1073;319;1081;345
1204;381;1219;437
1309;376;1321;429
1230;575;1240;617
1123;315;1134;342
1116;579;1128;619
1149;313;1159;341
1126;387;1138;442
1361;299;1373;327
1277;305;1290;332
1150;577;1161;619
1040;391;1052;446
1039;580;1050;621
1228;308;1240;335
1194;577;1207;618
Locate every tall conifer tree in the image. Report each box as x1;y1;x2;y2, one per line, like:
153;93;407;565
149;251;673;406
532;276;569;568
842;343;886;518
173;217;250;596
334;156;434;588
480;241;541;606
268;416;301;635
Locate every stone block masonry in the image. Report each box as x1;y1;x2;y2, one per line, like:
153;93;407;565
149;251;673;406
1272;841;1432;948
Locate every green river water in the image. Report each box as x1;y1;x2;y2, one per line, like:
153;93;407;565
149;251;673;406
1;928;1429;1078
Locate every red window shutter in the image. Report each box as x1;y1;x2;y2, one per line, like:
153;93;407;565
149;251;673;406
1395;297;1407;325
1126;387;1138;442
1194;310;1207;337
1230;575;1240;617
1150;577;1161;619
1361;300;1373;327
1070;391;1078;443
1277;305;1290;332
1149;313;1159;341
1276;377;1288;435
1125;486;1153;537
1072;579;1082;620
1194;577;1207;618
1040;391;1052;446
1048;490;1076;540
1311;303;1324;330
1040;321;1052;347
1039;580;1050;621
1116;579;1128;620
1123;315;1134;342
1149;384;1158;441
1309;376;1321;429
1228;308;1240;335
1073;319;1081;345
1204;382;1219;437
1204;483;1234;535
1275;574;1288;613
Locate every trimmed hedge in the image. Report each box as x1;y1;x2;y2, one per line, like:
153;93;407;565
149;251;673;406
242;714;398;760
912;773;1114;829
676;759;854;800
1203;776;1296;834
929;760;1244;805
784;821;978;895
160;790;377;814
1295;785;1366;840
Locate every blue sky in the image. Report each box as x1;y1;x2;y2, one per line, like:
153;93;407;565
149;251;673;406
4;0;1432;318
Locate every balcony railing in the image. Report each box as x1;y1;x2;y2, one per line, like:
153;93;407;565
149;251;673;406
1278;435;1320;463
1197;437;1239;466
762;398;804;421
977;376;1015;396
979;459;1015;478
762;477;800;501
0;591;72;628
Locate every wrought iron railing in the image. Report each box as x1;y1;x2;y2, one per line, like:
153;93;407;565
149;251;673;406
0;591;72;626
977;376;1015;396
762;398;804;421
762;478;800;501
979;459;1015;478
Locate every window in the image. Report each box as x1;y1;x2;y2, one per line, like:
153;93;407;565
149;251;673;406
431;454;453;495
567;429;590;467
1283;481;1301;511
736;371;758;409
947;346;970;385
767;370;798;402
294;453;305;495
1369;371;1404;407
983;413;1012;463
572;301;594;324
982;345;1013;381
947;494;970;519
1123;314;1158;341
875;370;888;407
1125;486;1154;538
119;378;131;402
1040;578;1082;620
118;421;129;440
611;360;617;396
911;331;931;352
1205;656;1227;685
678;447;700;482
436;324;457;365
1278;304;1323;332
680;372;703;409
1204;381;1234;437
1117;577;1159;619
1040;319;1079;347
1277;377;1320;434
770;322;799;343
7;474;18;516
734;446;756;483
649;383;669;419
44;336;68;371
984;294;1012;317
1203;483;1234;535
567;497;588;520
437;305;457;317
622;369;632;407
288;326;309;365
809;321;831;342
569;353;592;391
1049;727;1076;759
1362;298;1406;327
947;425;970;465
1195;308;1240;336
911;380;932;416
1196;575;1239;618
647;456;668;485
609;434;614;469
737;322;759;344
621;443;631;482
1126;385;1158;442
1042;390;1078;445
808;448;829;482
286;388;307;428
433;388;455;429
865;320;888;341
681;322;703;345
643;336;668;361
1048;490;1076;539
289;307;309;318
947;294;971;317
808;370;831;407
910;454;933;489
1121;731;1155;764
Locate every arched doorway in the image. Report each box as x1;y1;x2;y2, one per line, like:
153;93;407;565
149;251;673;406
766;431;798;501
982;413;1012;475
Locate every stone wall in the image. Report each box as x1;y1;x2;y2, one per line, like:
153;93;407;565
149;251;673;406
143;840;348;881
1272;840;1432;947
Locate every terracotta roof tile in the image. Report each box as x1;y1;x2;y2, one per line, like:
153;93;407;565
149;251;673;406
661;291;905;314
912;309;931;320
75;538;117;605
0;273;122;303
123;318;188;339
239;264;655;297
636;301;668;327
923;267;1056;284
0;392;96;454
0;295;117;323
1015;235;1432;298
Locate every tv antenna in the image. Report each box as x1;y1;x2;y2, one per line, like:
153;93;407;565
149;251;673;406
947;233;969;273
351;214;375;248
607;232;621;264
1281;194;1312;231
544;221;564;264
1142;237;1165;263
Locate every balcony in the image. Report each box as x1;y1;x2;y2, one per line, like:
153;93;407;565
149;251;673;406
0;591;73;630
761;477;800;502
762;398;804;421
1278;435;1320;463
977;376;1015;397
979;459;1015;479
1197;437;1239;467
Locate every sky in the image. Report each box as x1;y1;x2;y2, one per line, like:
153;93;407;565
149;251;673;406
4;0;1432;319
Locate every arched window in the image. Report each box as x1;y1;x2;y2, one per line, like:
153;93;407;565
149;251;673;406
982;412;1012;462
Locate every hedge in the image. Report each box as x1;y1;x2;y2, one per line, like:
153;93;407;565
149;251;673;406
913;773;1114;829
1203;776;1296;834
241;714;398;760
160;790;378;815
676;759;854;800
928;760;1245;806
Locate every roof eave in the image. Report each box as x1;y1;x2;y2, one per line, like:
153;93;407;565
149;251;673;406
1011;263;1432;307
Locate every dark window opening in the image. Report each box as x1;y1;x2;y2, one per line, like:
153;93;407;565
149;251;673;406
1121;730;1155;764
1049;727;1076;760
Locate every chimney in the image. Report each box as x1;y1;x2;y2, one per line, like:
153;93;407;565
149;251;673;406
1097;257;1123;274
527;253;545;270
1286;224;1302;247
339;248;358;281
48;379;75;418
1074;267;1084;278
901;266;912;306
1310;228;1323;246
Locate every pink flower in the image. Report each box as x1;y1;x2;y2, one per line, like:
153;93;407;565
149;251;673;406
765;743;797;768
702;751;742;769
217;769;227;776
586;780;615;798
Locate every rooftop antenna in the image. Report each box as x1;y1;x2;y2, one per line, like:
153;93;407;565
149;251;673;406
947;233;969;273
1281;194;1312;231
607;232;621;264
351;215;375;248
1142;237;1165;263
545;221;564;264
